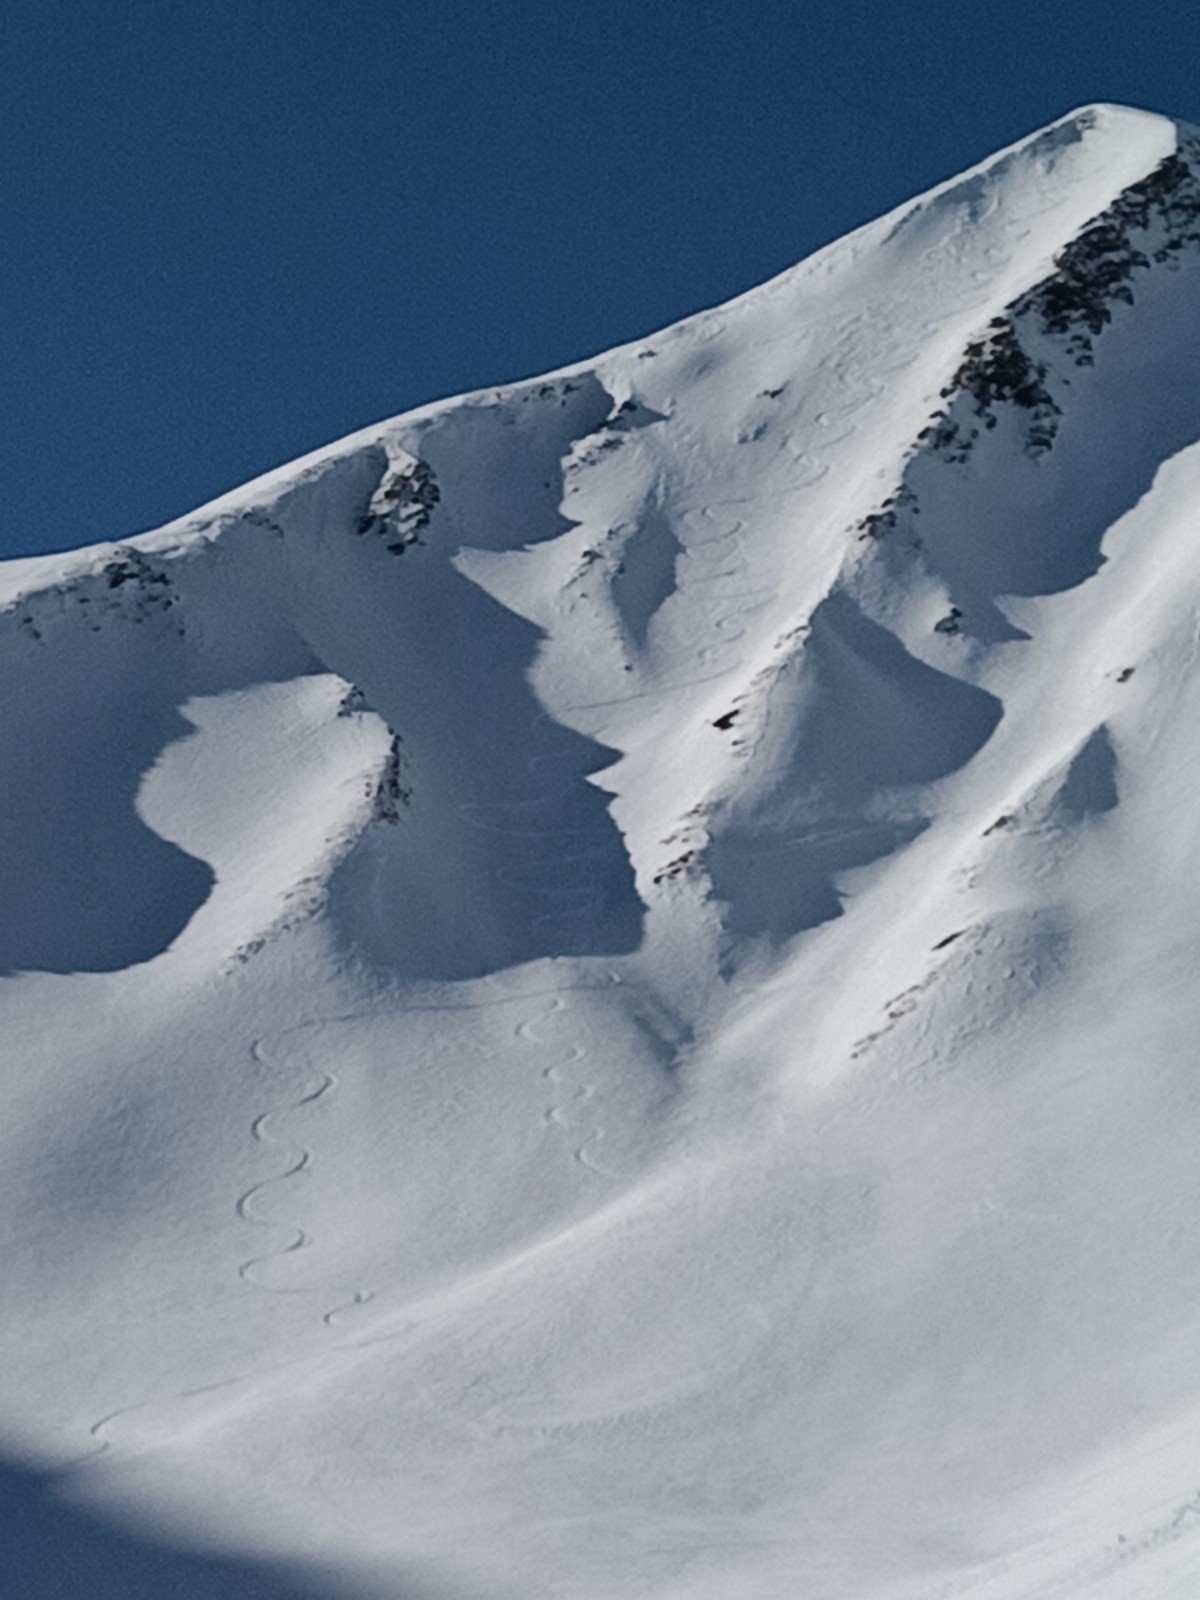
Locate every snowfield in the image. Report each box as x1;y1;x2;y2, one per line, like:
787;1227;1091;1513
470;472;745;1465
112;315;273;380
6;102;1200;1598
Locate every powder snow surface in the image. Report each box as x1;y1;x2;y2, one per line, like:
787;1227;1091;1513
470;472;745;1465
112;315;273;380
5;102;1200;1599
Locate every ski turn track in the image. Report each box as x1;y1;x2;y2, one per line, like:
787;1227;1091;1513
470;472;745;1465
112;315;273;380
515;995;617;1178
239;1028;374;1328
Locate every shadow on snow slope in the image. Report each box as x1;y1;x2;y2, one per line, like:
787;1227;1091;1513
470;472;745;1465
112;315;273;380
0;376;645;982
0;1455;403;1600
706;591;1003;944
283;379;647;982
0;532;338;976
705;170;1200;953
0;575;215;975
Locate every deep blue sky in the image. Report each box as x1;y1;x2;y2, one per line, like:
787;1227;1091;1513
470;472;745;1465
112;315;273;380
4;0;1198;558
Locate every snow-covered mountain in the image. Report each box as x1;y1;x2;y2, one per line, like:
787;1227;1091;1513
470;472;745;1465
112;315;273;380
6;102;1200;1599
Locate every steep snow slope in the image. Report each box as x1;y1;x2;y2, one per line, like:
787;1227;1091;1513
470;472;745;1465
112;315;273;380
6;102;1200;1598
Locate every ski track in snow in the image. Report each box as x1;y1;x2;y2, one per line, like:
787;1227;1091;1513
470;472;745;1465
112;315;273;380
457;720;622;1173
71;977;632;1469
73;1022;378;1466
515;996;615;1178
72;1375;252;1470
238;1029;374;1328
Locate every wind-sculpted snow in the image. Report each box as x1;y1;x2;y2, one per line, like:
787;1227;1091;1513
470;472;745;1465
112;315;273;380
8;102;1200;1600
706;589;1003;944
0;547;215;973
857;124;1200;638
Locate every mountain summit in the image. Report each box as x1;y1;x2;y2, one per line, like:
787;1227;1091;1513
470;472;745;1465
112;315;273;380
5;104;1200;1599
